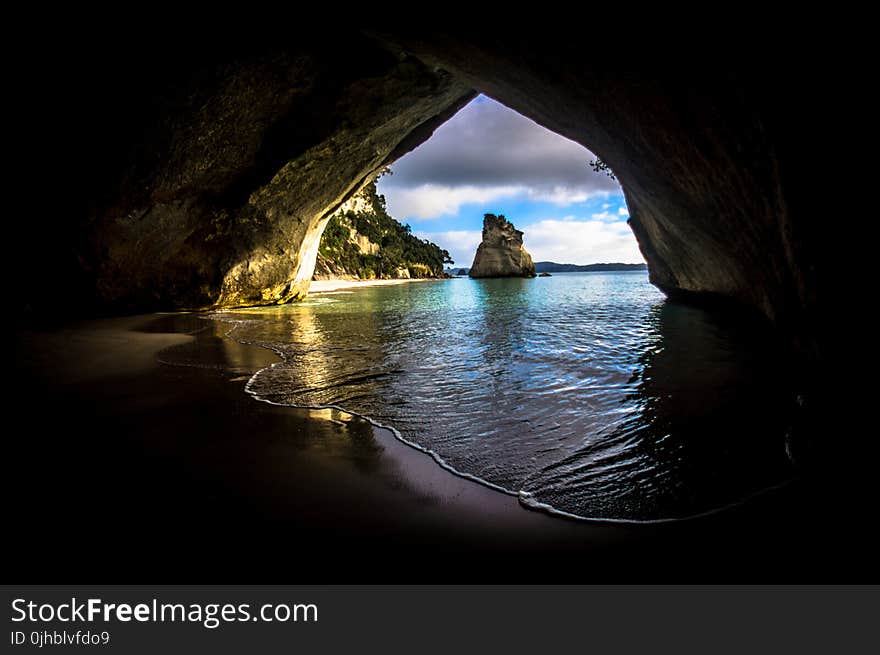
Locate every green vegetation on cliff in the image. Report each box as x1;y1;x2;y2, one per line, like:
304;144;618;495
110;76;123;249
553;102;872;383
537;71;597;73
317;179;452;279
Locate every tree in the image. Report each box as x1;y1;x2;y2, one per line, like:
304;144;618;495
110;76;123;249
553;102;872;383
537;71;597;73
318;178;453;278
589;157;617;180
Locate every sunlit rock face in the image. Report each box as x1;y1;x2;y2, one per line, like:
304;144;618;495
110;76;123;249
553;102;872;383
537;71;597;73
469;215;536;278
77;35;473;310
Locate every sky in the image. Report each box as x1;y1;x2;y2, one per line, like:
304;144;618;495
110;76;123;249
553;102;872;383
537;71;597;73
377;95;644;268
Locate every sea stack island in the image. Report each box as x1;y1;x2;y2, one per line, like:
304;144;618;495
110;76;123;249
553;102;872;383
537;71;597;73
469;214;536;278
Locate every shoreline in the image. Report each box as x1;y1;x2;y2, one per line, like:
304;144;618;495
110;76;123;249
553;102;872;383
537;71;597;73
13;312;615;578
12;311;864;580
308;277;442;294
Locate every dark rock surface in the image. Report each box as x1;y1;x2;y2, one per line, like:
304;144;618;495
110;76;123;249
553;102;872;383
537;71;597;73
469;214;536;278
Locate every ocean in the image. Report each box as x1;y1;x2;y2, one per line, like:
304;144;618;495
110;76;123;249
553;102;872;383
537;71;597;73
212;271;797;521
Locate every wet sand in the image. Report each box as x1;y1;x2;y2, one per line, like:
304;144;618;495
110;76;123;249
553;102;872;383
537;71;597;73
10;312;878;581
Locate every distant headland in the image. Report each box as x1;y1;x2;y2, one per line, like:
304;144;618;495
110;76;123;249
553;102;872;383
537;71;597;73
534;262;647;273
447;262;647;275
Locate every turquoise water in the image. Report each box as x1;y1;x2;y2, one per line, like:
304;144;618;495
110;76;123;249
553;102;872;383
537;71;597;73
215;272;797;521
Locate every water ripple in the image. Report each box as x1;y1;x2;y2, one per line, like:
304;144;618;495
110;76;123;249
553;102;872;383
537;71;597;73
215;272;797;521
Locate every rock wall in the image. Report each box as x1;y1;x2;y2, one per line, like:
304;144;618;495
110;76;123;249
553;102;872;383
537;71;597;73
469;214;536;278
68;34;473;311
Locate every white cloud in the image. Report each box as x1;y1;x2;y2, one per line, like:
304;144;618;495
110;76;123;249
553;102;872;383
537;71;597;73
590;211;622;222
523;219;644;264
618;206;629;217
385;184;520;220
415;229;482;266
385;182;613;220
380;96;622;218
525;186;610;206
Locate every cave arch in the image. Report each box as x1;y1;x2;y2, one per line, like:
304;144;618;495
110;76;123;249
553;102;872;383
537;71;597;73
68;31;820;356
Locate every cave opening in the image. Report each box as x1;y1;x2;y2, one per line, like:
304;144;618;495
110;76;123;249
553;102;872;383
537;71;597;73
376;94;640;274
314;94;642;283
59;45;810;522
288;93;800;522
57;37;816;355
13;33;860;578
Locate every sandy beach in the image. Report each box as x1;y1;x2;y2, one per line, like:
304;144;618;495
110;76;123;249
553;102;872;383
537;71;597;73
309;277;441;294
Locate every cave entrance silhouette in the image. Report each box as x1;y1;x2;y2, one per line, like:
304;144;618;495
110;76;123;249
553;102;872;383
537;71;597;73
365;94;640;276
64;33;821;360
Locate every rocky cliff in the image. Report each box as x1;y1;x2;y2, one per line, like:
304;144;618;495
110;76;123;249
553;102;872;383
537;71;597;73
469;214;536;278
314;180;451;280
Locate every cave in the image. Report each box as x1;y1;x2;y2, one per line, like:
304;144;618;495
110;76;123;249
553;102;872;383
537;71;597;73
39;31;823;361
13;28;868;580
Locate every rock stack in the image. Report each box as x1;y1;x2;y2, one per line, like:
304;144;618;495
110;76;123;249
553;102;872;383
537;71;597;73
469;214;536;278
